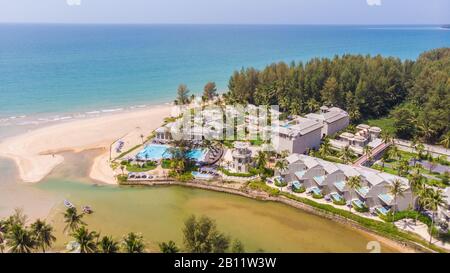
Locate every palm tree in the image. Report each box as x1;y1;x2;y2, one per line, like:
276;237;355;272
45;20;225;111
397;159;410;177
410;137;418;151
339;146;353;164
380;131;393;145
274;159;288;175
98;236;120;253
306;99;319;113
380;152;389;169
385;179;406;222
0;229;4;253
30;219;56;253
0;220;7;253
71;226;98;253
418;120;436;142
409;170;424;209
140;134;145;144
388;146;401;161
440;132;450;150
347;176;362;212
122;232;145;253
416;143;425;159
176;84;190;105
63;207;86;234
6;224;35;253
363;145;373;162
319;139;332;158
159;240;179;253
414;181;429;223
280;150;290;159
256;151;267;172
422;188;448;244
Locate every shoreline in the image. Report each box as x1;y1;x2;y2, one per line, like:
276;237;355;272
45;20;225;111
120;179;424;253
0;103;173;184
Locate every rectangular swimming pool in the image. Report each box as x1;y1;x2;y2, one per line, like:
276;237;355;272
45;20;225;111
136;144;207;161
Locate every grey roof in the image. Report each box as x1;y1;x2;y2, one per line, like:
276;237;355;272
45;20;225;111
289;118;323;135
305;107;348;124
298;155;320;169
336;163;361;177
273;117;322;138
288;154;410;189
286;154;302;164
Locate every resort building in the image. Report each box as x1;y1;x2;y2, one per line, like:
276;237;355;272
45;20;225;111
154;122;175;142
281;154;414;214
305;106;350;138
272;117;323;155
329;124;383;155
230;141;253;173
272;106;349;155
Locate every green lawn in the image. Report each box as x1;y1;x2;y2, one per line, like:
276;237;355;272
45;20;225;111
364;116;396;135
373;149;449;188
126;163;157;172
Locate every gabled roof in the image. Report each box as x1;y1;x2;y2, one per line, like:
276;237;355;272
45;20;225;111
286;154;302;164
305;107;348;124
301;156;320;169
318;159;339;174
336;163;360;177
287;155;410;190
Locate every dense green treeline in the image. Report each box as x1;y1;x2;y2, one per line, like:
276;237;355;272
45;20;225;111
224;48;449;144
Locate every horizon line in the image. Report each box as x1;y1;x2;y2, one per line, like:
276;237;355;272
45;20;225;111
0;22;448;26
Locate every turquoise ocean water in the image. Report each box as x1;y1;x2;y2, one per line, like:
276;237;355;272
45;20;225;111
0;24;449;121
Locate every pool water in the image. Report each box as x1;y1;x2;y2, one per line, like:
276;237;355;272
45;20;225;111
136;144;206;161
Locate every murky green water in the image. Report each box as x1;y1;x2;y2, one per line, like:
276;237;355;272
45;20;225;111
0;151;398;252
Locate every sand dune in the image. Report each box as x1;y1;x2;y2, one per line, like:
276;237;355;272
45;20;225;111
0;104;173;184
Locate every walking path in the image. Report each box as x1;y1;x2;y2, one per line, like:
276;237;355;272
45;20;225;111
395;219;450;251
353;142;390;167
394;139;450;160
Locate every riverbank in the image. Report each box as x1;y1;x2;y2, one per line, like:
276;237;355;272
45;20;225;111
119;179;433;253
0;104;173;184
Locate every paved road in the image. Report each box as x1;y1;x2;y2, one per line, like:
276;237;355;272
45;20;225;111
394;139;450;160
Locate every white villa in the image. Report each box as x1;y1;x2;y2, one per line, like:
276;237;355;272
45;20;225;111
330;124;382;155
305;106;350;138
230;141;253;173
281;154;414;214
155;105;350;157
272;106;350;154
272;117;323;154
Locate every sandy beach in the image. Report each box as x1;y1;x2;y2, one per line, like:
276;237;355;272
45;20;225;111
0;104;173;184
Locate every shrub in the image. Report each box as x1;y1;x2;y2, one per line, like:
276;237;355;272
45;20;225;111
126;162;157;172
333;199;346;206
353;204;369;213
247;180;280;196
379;210;432;226
219;167;256;177
292;186;306;193
161;159;172;169
117;174;128;184
312;193;324;199
274;179;287;187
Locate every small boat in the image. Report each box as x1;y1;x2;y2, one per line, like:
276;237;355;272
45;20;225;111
82;206;93;214
64;200;75;209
